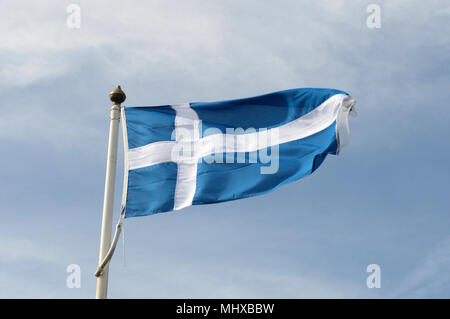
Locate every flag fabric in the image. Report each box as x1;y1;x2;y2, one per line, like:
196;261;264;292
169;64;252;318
121;88;356;218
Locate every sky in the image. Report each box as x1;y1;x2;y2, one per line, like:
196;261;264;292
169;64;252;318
0;0;449;298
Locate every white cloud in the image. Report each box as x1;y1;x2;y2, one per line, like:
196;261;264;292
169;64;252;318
0;237;59;263
393;235;450;298
109;259;367;298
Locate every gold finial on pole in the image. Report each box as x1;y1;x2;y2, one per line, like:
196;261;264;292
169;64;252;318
109;85;126;104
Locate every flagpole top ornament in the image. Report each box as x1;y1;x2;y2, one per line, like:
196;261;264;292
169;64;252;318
109;85;126;104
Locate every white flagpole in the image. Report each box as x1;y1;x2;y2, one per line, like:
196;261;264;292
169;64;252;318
96;85;126;299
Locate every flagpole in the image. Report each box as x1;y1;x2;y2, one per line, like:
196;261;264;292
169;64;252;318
96;85;126;299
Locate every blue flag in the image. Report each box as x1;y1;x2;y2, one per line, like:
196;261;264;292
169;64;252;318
121;88;355;218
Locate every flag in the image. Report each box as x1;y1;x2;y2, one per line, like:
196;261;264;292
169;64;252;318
121;88;355;218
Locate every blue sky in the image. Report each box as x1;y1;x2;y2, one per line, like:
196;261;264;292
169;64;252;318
1;0;449;298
